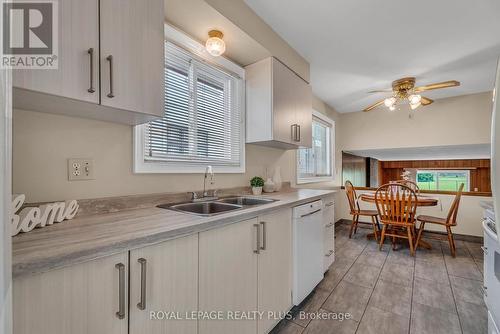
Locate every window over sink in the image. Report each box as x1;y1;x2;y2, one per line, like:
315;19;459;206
296;111;335;184
134;32;245;173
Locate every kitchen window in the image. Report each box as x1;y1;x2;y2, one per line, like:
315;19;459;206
134;40;245;173
297;111;335;184
416;170;470;191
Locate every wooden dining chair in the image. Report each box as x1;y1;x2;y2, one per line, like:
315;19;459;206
375;183;418;256
395;179;420;193
345;181;380;241
415;183;464;257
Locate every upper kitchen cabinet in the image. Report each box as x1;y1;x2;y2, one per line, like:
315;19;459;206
246;57;312;149
13;0;164;125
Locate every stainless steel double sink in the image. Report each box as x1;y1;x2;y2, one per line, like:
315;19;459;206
157;196;278;216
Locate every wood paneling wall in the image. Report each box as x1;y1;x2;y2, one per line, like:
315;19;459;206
342;152;368;187
379;159;491;192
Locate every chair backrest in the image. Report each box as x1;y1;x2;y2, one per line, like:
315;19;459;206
374;183;418;225
446;183;464;226
345;180;358;214
395;179;420;193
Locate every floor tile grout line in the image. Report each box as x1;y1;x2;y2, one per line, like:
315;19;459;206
408;241;418;334
353;240;389;334
443;243;465;334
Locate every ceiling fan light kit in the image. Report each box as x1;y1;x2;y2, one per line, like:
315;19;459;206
363;77;460;115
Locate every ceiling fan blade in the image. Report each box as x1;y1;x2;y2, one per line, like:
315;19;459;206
414;80;460;92
368;89;392;93
363;99;385;112
420;96;434;105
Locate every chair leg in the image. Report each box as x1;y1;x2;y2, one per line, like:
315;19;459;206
379;224;387;251
446;226;456;257
349;214;357;239
416;222;425;250
391;230;397;251
407;226;415;256
371;216;379;242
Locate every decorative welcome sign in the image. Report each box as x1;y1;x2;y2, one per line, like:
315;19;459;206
11;194;79;236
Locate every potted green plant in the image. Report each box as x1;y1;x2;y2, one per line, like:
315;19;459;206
250;176;265;195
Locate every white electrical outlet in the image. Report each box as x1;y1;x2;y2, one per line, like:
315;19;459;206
68;158;95;181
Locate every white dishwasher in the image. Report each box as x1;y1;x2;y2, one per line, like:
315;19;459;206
292;200;324;305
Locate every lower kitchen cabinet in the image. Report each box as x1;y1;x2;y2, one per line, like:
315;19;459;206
13;206;299;334
129;234;198;334
13;252;129;334
199;218;259;334
323;196;335;271
199;208;293;334
257;209;293;334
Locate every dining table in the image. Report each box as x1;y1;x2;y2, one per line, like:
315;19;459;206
358;192;439;249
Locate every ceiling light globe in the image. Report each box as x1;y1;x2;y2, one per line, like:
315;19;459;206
389;105;396;111
408;94;421;105
205;30;226;57
384;97;396;107
410;101;421;110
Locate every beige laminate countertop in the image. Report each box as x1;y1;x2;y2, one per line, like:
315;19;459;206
12;189;336;278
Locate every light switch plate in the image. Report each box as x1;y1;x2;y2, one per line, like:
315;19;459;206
68;158;95;181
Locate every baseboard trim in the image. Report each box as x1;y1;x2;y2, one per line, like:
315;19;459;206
336;219;483;243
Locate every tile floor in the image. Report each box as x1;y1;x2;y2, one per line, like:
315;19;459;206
271;222;486;334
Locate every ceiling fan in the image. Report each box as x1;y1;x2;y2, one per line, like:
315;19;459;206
363;77;460;112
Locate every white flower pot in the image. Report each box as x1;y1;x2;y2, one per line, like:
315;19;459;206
252;187;263;195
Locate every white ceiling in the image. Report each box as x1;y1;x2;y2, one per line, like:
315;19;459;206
346;144;491;161
244;0;500;113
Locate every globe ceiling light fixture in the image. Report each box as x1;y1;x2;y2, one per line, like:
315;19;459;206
205;30;226;57
384;97;396;107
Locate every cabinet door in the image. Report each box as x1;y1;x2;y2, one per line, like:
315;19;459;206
13;252;128;334
13;0;99;103
129;235;198;334
199;219;259;334
323;198;335;271
100;0;164;117
296;80;312;148
257;209;293;334
272;58;297;145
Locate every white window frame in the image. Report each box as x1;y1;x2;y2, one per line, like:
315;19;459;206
133;24;246;174
415;169;471;192
296;110;335;184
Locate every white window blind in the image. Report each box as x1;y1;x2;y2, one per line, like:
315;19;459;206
143;42;243;170
297;113;334;183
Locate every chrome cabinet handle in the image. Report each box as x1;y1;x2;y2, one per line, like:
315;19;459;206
87;48;95;93
106;55;114;98
291;124;296;141
260;222;267;251
115;263;126;319
297;125;301;142
137;258;147;310
325;250;334;257
481;246;488;255
300;208;322;218
254;224;261;254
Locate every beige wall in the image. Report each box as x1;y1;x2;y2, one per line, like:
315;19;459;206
13;99;340;203
339;92;493;151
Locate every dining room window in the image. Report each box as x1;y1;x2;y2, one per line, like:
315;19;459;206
416;170;470;191
297;111;335;184
134;40;245;173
